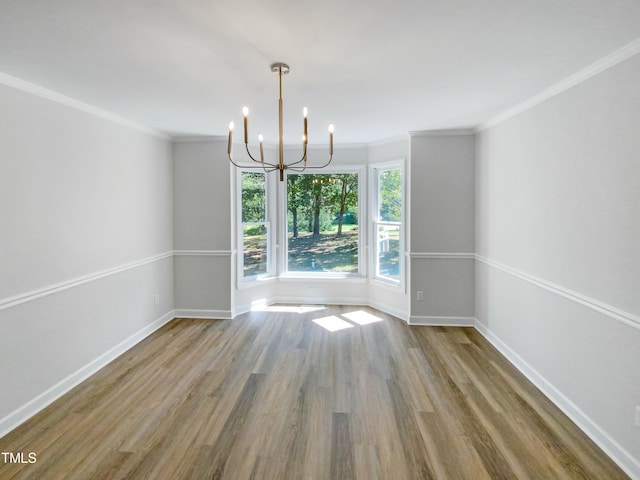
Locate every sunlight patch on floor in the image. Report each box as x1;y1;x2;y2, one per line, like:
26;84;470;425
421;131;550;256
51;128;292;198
342;310;384;326
313;315;355;332
251;303;326;314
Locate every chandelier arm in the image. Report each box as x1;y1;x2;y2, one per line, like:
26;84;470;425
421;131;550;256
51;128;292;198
293;154;333;169
285;156;306;168
284;144;308;169
244;143;268;165
228;153;278;170
286;166;308;172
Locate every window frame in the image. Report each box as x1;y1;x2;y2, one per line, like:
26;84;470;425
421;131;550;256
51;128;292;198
370;160;405;290
236;169;275;285
279;166;366;278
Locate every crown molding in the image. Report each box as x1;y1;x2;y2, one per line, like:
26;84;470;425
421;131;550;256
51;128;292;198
479;37;640;131
367;133;411;147
171;135;227;143
409;128;477;137
0;72;169;140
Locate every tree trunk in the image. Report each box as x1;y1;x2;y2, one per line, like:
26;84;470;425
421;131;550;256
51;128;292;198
336;180;347;237
312;193;321;236
292;208;299;238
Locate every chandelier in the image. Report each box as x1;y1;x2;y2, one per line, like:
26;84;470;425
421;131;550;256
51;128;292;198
227;63;334;181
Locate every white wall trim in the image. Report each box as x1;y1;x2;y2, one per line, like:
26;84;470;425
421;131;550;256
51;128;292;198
231;297;408;322
232;303;254;318
410;252;475;259
409;315;476;326
479;37;640;131
274;295;370;307
0;72;168;140
474;320;640;480
366;299;409;322
409;128;476;137
367;134;410;147
173;309;232;320
173;249;232;257
277;275;367;283
0;250;234;312
476;255;640;331
171;135;227;143
0;252;174;312
0;310;175;439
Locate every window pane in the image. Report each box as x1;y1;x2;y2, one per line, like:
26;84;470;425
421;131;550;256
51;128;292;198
241;172;268;279
241;172;266;222
378;168;402;222
243;224;268;277
377;224;400;280
287;173;359;273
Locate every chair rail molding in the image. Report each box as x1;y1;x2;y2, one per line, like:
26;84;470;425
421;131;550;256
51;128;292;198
475;255;640;331
0;251;174;311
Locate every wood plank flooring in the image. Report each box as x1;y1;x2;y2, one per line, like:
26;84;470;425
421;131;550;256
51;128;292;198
0;305;629;479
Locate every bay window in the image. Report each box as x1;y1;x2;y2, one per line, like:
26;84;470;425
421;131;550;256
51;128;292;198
239;171;270;279
372;163;403;285
285;172;361;275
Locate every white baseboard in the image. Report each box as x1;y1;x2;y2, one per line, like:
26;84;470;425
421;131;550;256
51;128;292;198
0;310;175;439
409;315;476;326
474;320;640;480
231;298;409;323
367;299;409;322
231;303;252;318
173;309;232;320
273;295;370;307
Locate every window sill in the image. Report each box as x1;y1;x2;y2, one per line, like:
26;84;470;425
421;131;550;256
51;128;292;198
278;274;366;283
237;276;276;290
370;277;404;292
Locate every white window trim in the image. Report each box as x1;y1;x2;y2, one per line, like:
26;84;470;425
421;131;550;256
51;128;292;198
369;159;405;292
279;166;367;279
236;169;275;286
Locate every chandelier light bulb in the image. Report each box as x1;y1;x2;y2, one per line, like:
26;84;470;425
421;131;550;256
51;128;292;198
303;107;308;145
328;124;334;155
242;107;249;143
227;121;234;155
259;134;264;163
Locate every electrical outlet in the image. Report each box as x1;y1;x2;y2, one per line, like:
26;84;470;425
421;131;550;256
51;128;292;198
635;406;640;428
154;294;160;305
417;291;424;302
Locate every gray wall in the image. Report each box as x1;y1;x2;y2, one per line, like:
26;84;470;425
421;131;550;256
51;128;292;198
367;137;411;319
0;82;174;435
172;139;232;317
409;133;475;324
476;53;640;473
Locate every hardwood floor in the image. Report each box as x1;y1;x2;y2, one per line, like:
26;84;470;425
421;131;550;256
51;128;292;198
0;305;629;479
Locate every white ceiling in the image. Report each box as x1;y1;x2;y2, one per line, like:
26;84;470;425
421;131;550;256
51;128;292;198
1;0;639;144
